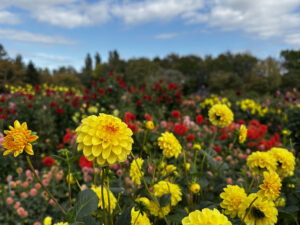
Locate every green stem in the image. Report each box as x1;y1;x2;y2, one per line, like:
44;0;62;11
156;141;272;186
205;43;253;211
26;156;66;215
93;159;97;186
101;168;107;225
193;151;198;172
105;167;113;225
240;197;258;225
140;129;148;156
130;152;170;225
66;153;72;208
200;152;207;177
247;177;255;194
133;210;141;225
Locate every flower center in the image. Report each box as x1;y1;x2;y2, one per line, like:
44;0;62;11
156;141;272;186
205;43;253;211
252;207;265;219
105;125;118;133
215;114;222;120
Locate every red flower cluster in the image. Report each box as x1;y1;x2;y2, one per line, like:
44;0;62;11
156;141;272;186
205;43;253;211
196;115;203;125
173;123;187;136
43;157;55;167
171;110;181;119
63;128;73;144
124;112;138;132
79;155;93;168
247;120;268;140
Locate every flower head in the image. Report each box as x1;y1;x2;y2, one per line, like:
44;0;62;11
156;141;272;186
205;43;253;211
43;216;52;225
182;208;232;225
92;185;117;213
220;185;247;218
247;152;277;175
258;171;281;201
190;183;201;194
239;125;247;144
131;207;151;225
208;104;234;128
145;121;154;130
238;194;278;225
3;120;38;157
158;132;182;158
76;114;134;166
130;158;144;185
268;147;295;177
153;180;182;206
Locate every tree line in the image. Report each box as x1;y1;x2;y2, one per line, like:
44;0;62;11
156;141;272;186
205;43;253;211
0;44;299;95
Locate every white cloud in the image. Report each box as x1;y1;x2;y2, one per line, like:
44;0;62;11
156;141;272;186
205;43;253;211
155;33;180;39
3;0;110;28
0;10;20;24
112;0;204;24
0;29;77;45
285;33;300;46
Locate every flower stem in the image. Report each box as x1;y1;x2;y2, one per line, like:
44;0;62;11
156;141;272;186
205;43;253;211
66;153;72;208
101;168;107;225
240;197;258;225
130;152;170;225
26;156;66;215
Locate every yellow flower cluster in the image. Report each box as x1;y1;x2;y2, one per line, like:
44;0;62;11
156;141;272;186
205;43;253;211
158;132;182;158
91;185;117;213
182;208;232;225
130;158;144;185
76;113;134;166
239;125;247;143
200;94;231;109
247;148;295;177
3;120;38;157
236;99;268;117
161;164;178;177
208;104;234;128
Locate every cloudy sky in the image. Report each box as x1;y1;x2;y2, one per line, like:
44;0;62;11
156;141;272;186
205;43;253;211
1;0;300;70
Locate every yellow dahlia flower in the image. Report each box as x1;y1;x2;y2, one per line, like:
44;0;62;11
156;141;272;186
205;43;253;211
275;197;285;207
158;132;182;158
247;152;277;175
91;185;117;213
220;185;247;218
153;181;182;206
193;144;202;151
182;208;232;225
239;125;247;144
258;171;281;201
161;164;178;177
76;113;134;166
268;147;295;177
208;104;234;128
148;200;171;218
3;120;38;157
135;197;150;208
130;158;144;185
43;216;52;225
238;194;278;225
190;183;201;194
131;207;151;225
145;121;154;130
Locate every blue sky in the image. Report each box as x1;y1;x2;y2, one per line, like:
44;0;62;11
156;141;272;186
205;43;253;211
0;0;300;71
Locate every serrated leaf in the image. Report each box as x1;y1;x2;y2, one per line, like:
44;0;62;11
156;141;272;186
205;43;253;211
74;189;99;220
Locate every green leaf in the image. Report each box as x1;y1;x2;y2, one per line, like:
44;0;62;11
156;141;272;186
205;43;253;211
115;206;132;225
158;193;171;207
74;189;99;220
76;215;101;225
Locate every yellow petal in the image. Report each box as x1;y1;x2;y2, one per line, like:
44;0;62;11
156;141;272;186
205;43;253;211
22;122;28;129
92;137;101;145
14;120;21;128
3;150;12;156
107;153;117;165
25;144;34;155
92;145;101;157
102;148;111;159
83;135;92;146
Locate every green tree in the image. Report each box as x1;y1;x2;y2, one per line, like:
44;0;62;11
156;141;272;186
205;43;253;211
25;61;40;85
280;50;300;90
